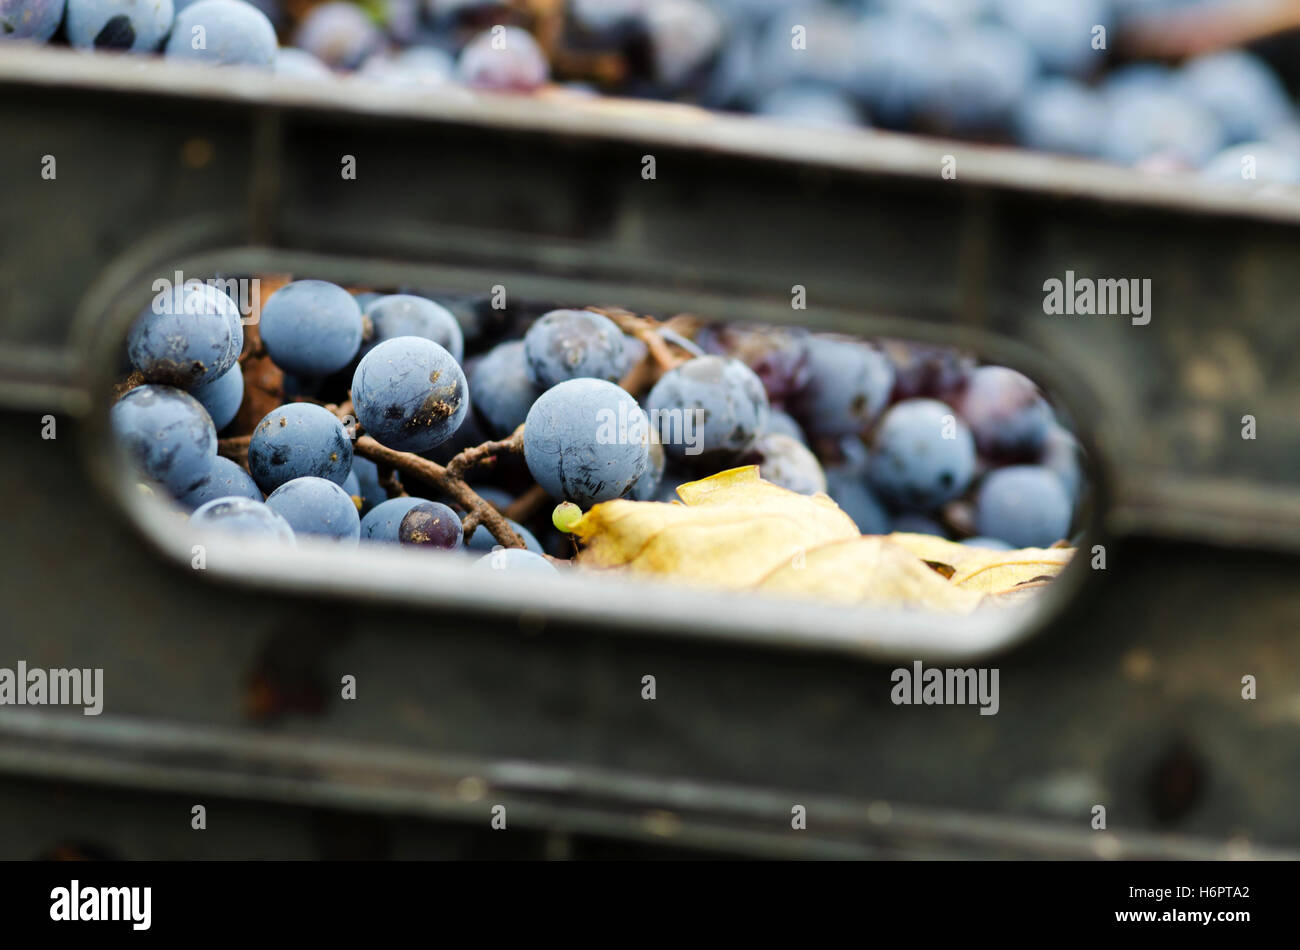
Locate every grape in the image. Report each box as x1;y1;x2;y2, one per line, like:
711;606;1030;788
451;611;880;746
358;47;454;88
1039;422;1083;504
961;536;1013;550
925;25;1037;133
266;476;361;543
456;25;548;92
190;362;243;432
630;430;665;501
892;513;948;537
867;399;975;510
824;466;891;535
65;0;173;51
523;309;626;389
469;340;540;437
275;47;332;79
190;496;296;545
465;518;544;554
291;1;381;69
789;335;893;438
128;283;242;389
165;0;277;68
647;355;769;464
349;456;387;512
1014;78;1108;158
360;496;430;542
524;378;650;508
362;294;464;363
465;485;513;511
247;402;352;493
881;339;973;403
764;409;806;444
696;324;809;402
342;469;361;500
756;83;860;127
958;366;1052;461
1102;87;1222;167
993;0;1112;78
259;280;364;377
975;465;1072;548
1178;50;1292;146
0;0;65;41
112;385;217;496
472;549;557;574
179;455;262;509
351;337;469;453
747;433;826;495
642;0;724;91
618;335;648;378
398;501;463;550
851;13;949;129
1201;143;1300;187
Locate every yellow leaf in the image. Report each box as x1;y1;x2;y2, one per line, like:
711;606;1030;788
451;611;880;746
949;548;1074;594
568;466;858;590
564;466;1075;611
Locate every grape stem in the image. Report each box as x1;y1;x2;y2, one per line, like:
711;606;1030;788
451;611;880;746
445;425;525;480
351;435;527;549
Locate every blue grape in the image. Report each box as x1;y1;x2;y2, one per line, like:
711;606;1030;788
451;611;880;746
291;1;381;69
748;433;826;495
66;0;172;51
961;536;1013;550
0;0;65;41
266;475;361;543
456;25;548;92
466;485;514;511
696;323;810;402
190;496;295;544
260;280;363;377
362;294;464;364
112;384;217;496
1200;142;1300;187
128;283;242;389
349;456;387;512
1178;50;1292;146
470;341;541;438
642;0;724;91
892;512;948;537
524;378;650;508
179;455;261;509
824;466;891;535
765;409;806;444
1039;422;1084;503
523;309;627;389
756;82;861;127
958;366;1052;461
867;399;975;510
789;335;893;438
994;0;1112;78
647;355;769;464
190;362;243;431
472;548;557;574
247;402;352;493
360;496;430;542
925;25;1038;133
975;465;1072;548
1101;87;1222;167
351;337;469;453
275;46;332;79
851;13;950;128
398;501;463;550
630;431;665;501
1014;78;1108;157
358;47;454;88
165;0;277;67
464;518;544;554
342;469;361;498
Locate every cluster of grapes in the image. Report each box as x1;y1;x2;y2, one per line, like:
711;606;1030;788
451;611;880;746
111;275;1085;589
4;0;1297;179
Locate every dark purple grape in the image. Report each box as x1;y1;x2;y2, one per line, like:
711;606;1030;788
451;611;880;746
399;501;464;550
957;366;1053;461
696;323;810;402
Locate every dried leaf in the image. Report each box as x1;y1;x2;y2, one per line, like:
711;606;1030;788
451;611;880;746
564;467;1075;611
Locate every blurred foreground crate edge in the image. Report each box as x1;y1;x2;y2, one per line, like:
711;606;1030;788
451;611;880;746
0;49;1298;859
